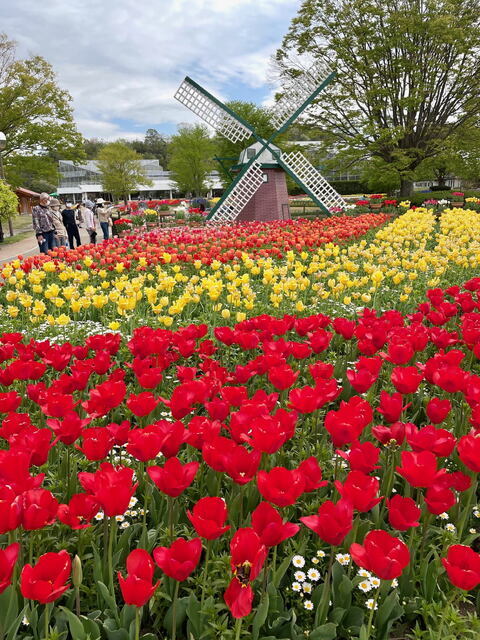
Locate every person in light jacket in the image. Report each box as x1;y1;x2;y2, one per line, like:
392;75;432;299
96;198;112;240
49;198;68;247
83;206;97;244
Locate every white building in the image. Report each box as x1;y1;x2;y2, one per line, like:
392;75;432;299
57;159;223;202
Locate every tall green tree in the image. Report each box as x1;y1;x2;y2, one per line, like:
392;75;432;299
0;33;84;161
97;142;152;203
276;0;480;196
169;125;215;196
0;180;18;242
5;155;59;193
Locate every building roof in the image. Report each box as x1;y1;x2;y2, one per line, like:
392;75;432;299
15;187;41;197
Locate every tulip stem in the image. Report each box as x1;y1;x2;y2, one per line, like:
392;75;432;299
44;602;51;639
135;606;141;640
201;540;211;608
171;580;180;640
318;547;335;625
234;617;242;640
168;496;174;540
457;475;477;540
365;589;379;638
107;517;120;625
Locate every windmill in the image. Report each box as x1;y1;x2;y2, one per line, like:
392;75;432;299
174;65;345;224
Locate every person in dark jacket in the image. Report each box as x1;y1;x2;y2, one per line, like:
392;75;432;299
61;203;81;248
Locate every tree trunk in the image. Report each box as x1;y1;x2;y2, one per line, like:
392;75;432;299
8;217;13;236
399;179;413;198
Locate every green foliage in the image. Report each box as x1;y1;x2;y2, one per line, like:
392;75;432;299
169;124;215;197
84;130;169;168
97;143;153;202
276;0;480;195
0;179;18;220
5;155;59;192
0;33;84;160
330;180;368;195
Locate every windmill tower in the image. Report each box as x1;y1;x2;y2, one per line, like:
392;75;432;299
174;67;345;224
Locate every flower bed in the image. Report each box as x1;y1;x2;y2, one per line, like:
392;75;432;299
1;280;480;638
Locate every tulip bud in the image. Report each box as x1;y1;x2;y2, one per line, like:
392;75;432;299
72;555;83;587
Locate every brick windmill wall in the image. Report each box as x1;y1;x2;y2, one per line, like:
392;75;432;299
236;168;291;222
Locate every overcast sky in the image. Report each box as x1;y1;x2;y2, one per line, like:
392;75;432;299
1;0;299;140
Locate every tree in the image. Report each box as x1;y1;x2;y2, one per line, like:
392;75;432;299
0;33;84;161
84;138;106;160
97;143;153;203
169;125;215;196
0;180;18;242
5;155;59;193
275;0;480;196
213;101;280;183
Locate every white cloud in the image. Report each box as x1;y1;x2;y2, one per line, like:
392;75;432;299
0;0;299;138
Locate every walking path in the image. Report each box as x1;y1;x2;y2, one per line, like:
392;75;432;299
0;227;94;265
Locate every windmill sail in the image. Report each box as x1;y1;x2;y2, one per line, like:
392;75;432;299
174;77;253;143
270;65;331;129
281;151;345;212
208;161;264;224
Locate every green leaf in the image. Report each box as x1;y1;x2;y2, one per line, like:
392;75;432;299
6;606;29;640
186;593;202;636
359;624;369;640
309;623;338;640
252;593;269;640
376;591;404;640
273;555;291;587
97;581;118;615
0;586;18;634
164;596;188;635
58;607;87;640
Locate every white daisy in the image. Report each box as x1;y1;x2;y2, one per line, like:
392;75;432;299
358;580;372;593
445;523;456;533
366;598;378;611
115;515;125;522
391;579;399;588
469;528;477;534
120;521;130;529
307;568;321;582
294;571;306;582
311;557;319;565
94;512;104;521
369;577;381;589
302;582;312;594
292;555;306;568
21;616;29;626
474;509;480;518
129;497;138;507
304;600;314;611
438;512;449;520
292;582;302;592
316;550;326;558
358;569;371;579
336;553;351;566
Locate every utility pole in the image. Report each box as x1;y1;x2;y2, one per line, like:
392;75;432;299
0;132;5;243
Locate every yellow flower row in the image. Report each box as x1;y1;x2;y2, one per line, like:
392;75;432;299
1;208;479;328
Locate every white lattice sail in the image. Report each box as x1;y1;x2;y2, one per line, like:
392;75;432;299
209;162;264;224
270;65;331;129
282;151;345;211
175;78;252;143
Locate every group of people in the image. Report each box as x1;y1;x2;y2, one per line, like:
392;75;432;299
32;194;116;254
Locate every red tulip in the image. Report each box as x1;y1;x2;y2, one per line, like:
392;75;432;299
126;391;160;417
442;545;480;590
350;530;410;580
426;398;452;424
406;424;455;458
0;486;22;534
300;499;353;545
0;543;20;594
21;489;58;530
372;421;406;446
223;445;261;485
153;537;202;581
118;549;160;606
387;495;421;531
457;433;480;472
224;577;254;618
57;493;100;529
0;391;22;413
346;367;377;393
230;528;267;582
396;451;439;488
298;456;328;492
187;497;230;540
337;441;380;474
257;467;305;507
78;462;137;517
335;471;382;513
76;427;115;461
268;364;299;390
20;550;71;603
251;502;299;547
391;366;423;394
377;391;409;423
424;485;456;515
324;397;373;447
147;457;199;497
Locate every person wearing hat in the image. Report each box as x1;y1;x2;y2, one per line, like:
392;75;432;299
96;198;112;240
32;193;55;254
49;198;68;247
61;202;81;248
